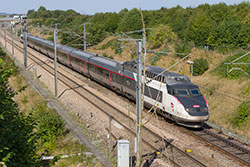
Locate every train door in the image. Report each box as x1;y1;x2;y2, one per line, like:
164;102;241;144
165;87;175;114
121;68;124;94
110;69;123;94
101;67;110;86
79;61;85;74
122;70;136;100
67;55;70;66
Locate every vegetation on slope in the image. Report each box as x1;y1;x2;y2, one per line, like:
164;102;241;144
0;50;38;166
0;48;100;166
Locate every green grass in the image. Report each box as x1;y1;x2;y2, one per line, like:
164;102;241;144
229;101;250;128
213;52;250;79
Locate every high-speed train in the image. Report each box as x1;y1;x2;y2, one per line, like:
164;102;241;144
24;34;209;128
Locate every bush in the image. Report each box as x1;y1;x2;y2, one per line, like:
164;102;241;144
33;106;65;153
193;58;209;76
175;42;191;58
232;101;250;127
0;47;6;56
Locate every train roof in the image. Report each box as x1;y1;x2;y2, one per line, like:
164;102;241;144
123;61;191;85
62;46;123;69
27;34;54;47
91;56;123;69
27;34;121;67
70;48;97;61
27;34;192;83
147;65;191;85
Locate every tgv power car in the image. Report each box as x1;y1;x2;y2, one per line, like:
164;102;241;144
24;34;209;128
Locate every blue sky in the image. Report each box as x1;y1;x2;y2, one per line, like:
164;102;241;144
1;0;248;14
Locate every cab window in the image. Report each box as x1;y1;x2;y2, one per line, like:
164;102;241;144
167;88;172;95
190;89;201;96
175;89;189;96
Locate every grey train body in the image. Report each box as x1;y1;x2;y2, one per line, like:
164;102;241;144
25;34;209;128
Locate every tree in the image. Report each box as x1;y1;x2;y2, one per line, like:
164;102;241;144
37;6;46;13
117;8;142;32
0;57;39;167
148;24;176;49
187;13;213;46
27;10;37;19
27;3;250;50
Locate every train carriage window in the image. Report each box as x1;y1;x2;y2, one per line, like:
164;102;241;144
112;72;121;83
144;86;162;102
162;76;166;82
157;76;161;81
97;66;109;77
89;64;95;72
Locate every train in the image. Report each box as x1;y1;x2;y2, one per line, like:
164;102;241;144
23;34;209;128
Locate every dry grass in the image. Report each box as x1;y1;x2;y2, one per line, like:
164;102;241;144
9;75;45;114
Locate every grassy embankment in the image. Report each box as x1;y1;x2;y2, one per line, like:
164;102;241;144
1;49;102;167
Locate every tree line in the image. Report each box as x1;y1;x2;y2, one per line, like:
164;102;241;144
27;2;250;50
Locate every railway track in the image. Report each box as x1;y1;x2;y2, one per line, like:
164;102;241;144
1;30;208;167
193;128;250;166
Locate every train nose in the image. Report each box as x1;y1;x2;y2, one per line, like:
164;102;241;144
185;107;209;116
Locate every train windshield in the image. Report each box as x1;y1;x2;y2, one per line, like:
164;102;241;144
190;89;201;96
171;88;201;97
175;89;189;96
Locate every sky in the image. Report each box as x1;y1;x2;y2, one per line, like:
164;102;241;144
0;0;248;15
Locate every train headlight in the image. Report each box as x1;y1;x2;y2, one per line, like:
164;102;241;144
202;107;208;112
185;108;190;112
